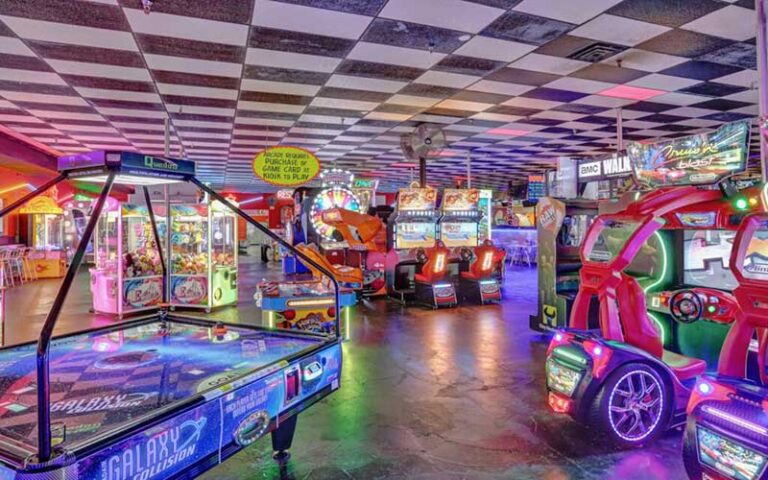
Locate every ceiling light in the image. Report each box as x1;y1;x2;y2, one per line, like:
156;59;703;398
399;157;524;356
597;85;665;101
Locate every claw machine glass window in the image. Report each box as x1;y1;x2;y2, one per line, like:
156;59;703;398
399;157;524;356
170;201;237;311
91;203;163;317
18;195;67;278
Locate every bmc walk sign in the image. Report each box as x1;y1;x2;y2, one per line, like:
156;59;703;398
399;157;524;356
252;146;321;187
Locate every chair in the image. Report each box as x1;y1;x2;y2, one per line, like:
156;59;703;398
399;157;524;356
460;240;504;304
414;241;457;308
21;248;37;282
7;248;25;285
0;249;12;287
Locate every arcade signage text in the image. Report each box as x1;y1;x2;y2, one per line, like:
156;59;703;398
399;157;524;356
577;154;632;183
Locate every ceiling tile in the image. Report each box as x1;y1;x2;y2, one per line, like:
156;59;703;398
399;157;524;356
637;29;734;57
480;11;575;45
453;36;535;62
681;5;755;41
509;53;589;75
515;0;623;24
251;0;371;39
571;14;670;46
607;0;723;28
379;0;505;33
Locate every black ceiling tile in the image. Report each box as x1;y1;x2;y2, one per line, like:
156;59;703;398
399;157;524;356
27;40;145;68
485;67;560;85
0;80;74;96
516;118;564;126
522;87;587;102
434;55;506;76
88;98;163;110
239;91;313;105
540;127;577;134
636;113;687;123
607;0;723;27
451;90;509;104
243;65;330;85
561;134;596;141
700;111;754;121
734;0;755;9
137;34;245;63
362;18;468;54
423;107;474;118
621;134;649;140
698;42;757;69
463;0;523;7
3;0;129;29
316;87;390;102
552;103;609;114
624;101;678;113
120;0;252;23
571;63;647;83
170;112;235;123
533;35;596;57
691;98;752;111
638;29;735;58
336;60;424;81
271;0;387;15
480;11;575;46
398;84;460;98
678;82;748;97
236;110;300;120
659;60;742;81
652;124;696;132
249;27;356;58
577;115;619;125
153;71;240;89
486;105;541;116
303;106;366;117
0;53;52;72
456;119;507;128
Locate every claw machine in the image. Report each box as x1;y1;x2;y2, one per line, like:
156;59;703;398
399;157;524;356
170;201;237;311
90;202;164;317
18;195;66;278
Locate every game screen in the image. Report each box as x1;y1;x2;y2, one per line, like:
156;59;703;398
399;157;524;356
585;218;641;263
697;427;767;480
557;214;593;247
684;230;737;290
396;222;436;249
742;227;768;280
440;222;478;248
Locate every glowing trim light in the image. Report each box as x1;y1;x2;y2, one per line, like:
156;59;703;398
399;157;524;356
553;348;587;366
702;406;768;436
434;253;445;273
286;299;334;307
697;381;713;395
0;183;35;196
642;231;669;345
482;251;493;270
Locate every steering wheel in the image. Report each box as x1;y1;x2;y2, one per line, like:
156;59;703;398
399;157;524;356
669;290;704;324
416;249;428;264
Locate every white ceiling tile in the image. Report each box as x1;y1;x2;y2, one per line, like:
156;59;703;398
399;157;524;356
0;91;88;106
453;36;536;62
46;60;151;81
387;95;440;108
626;74;700;91
414;71;480;88
572;14;670;47
252;0;372;39
0;66;65;85
470;112;523;122
729;104;760;115
514;0;623;23
503;97;562;110
166;105;235;117
681;6;755;41
468;80;533;96
435;99;493;112
326;74;407;93
544;77;615;94
675;118;721;128
380;0;504;33
235;117;294;127
713;69;759;87
603;49;687;72
510;53;589;75
27;110;104;121
157;84;238;100
364;111;412;122
348;42;445;68
311;97;378;111
299;114;358;124
246;48;340;73
74;87;161;103
0;36;35;56
530;110;585;121
574;94;636;107
0;16;137;51
723;89;759;103
123;8;248;45
240;79;321;96
663;107;719;118
238;101;305;114
651;92;709;106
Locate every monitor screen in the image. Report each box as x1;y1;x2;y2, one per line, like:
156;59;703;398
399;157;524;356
742;227;768;280
440;222;478;248
396;222;436;249
683;229;737;290
584;219;641;263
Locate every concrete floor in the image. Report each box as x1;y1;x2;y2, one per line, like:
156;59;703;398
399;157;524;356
4;254;687;480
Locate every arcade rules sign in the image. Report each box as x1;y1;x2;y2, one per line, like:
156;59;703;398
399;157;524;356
627;120;751;188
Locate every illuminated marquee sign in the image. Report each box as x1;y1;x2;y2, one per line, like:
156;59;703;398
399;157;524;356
628;120;750;188
577;154;633;183
252;146;321;187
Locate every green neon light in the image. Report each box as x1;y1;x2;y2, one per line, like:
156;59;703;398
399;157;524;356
735;197;749;211
642;231;669;346
554;348;587;365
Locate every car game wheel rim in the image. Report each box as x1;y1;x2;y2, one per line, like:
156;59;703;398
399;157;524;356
608;369;664;442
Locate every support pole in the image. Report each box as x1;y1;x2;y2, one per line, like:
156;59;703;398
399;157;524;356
616;107;624;197
0;174;66;219
758;0;768;180
164;117;171;157
466;151;471;189
36;171;115;462
419;157;427;187
143;186;167;302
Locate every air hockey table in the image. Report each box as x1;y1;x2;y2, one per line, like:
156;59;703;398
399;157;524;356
0;150;345;478
0;313;340;479
256;280;357;340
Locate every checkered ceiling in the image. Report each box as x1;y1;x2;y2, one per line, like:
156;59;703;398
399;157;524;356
0;0;763;192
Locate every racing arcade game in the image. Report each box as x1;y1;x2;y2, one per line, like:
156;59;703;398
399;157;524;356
545;121;759;448
385;187;439;303
437;188;481;277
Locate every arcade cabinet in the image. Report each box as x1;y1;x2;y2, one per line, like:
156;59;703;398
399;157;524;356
437;188;481;276
385;187;439;303
18;195;66;278
414;240;457;308
530;196;598;331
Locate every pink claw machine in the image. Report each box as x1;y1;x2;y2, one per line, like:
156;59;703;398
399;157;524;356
90;202;164;317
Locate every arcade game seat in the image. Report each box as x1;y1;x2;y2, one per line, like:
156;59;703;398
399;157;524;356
683;213;768;480
460;239;504;304
415;240;457;309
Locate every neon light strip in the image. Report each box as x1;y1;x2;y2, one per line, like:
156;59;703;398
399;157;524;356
554;348;587;366
287;299;334;307
642;231;669;345
0;183;35;196
702;406;768;436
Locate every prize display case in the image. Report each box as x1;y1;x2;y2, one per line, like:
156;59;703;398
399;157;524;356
90;204;164;317
18;196;66;278
170;201;237;311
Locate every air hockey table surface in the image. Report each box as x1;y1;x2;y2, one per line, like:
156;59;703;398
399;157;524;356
0;315;342;479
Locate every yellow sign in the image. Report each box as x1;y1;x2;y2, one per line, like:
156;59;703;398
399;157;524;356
252;146;321;187
19;196;63;215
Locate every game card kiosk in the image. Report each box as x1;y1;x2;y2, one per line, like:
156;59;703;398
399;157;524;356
386;187;439;303
18;195;67;278
438;188;481;275
91;202;163;317
460;239;505;304
683;213;768;480
530;196;599;331
169;201;238;312
545;120;759;448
